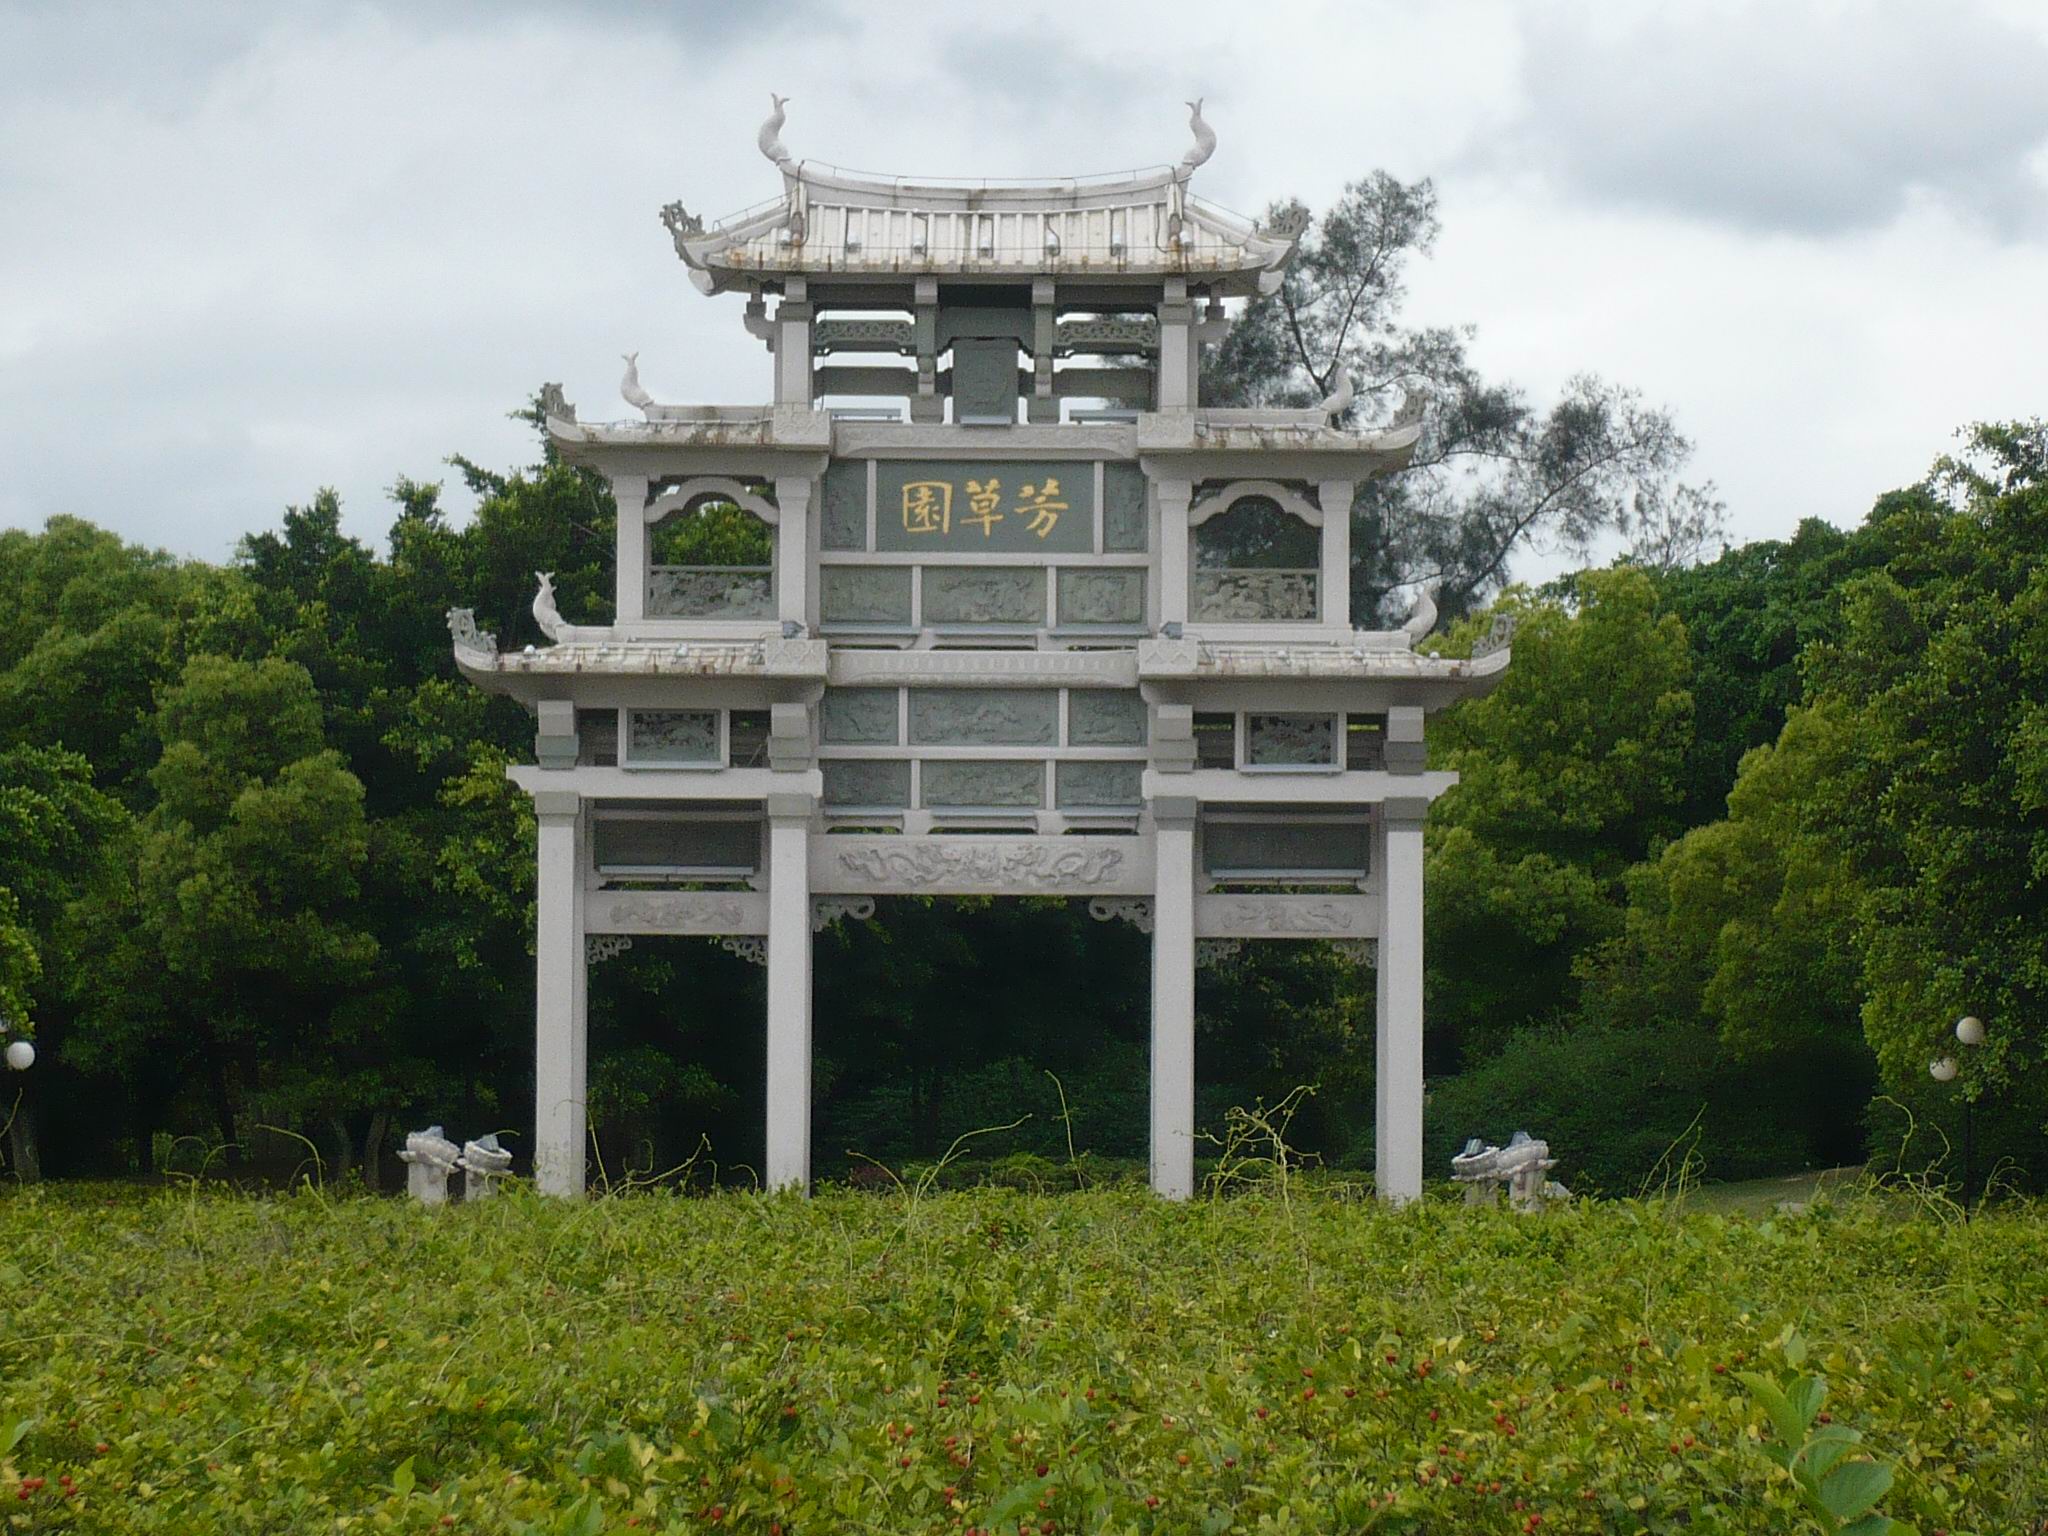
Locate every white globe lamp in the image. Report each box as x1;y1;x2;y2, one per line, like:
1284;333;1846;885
1928;1056;1959;1083
1955;1016;1986;1048
3;1039;33;1072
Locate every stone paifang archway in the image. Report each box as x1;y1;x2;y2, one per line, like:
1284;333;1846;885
449;100;1511;1202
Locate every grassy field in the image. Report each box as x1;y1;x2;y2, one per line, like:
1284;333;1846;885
1;1181;2042;1535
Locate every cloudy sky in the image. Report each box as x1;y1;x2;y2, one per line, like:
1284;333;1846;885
3;0;2045;574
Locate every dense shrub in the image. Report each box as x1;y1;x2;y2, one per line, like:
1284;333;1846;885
1;1184;2039;1532
1424;1023;1870;1193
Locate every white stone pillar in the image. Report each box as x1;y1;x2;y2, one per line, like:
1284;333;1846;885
772;475;813;630
1150;795;1198;1199
1374;795;1428;1203
611;473;649;624
775;279;813;406
1156;278;1193;411
1156;480;1193;629
764;793;813;1193
532;790;587;1197
1317;478;1354;632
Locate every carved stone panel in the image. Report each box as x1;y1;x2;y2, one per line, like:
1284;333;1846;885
1196;895;1374;936
822;759;912;807
1192;570;1319;622
821;687;899;745
830;841;1127;891
626;709;720;764
1103;462;1149;552
922;566;1045;626
1067;689;1148;746
647;567;773;619
920;759;1044;807
908;688;1057;746
1057;568;1145;626
1056;760;1144;808
820;566;913;625
588;891;765;935
1245;713;1337;766
820;461;868;551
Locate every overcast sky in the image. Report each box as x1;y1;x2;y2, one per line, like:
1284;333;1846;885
3;0;2045;576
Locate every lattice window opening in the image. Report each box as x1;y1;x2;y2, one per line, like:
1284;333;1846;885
576;708;619;767
647;492;774;620
727;710;771;768
1193;712;1236;769
1345;715;1387;771
591;813;763;884
1200;812;1372;887
1191;493;1320;623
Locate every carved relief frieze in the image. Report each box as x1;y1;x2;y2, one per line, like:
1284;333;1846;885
647;567;774;619
1195;938;1244;968
908;688;1057;746
1191;570;1319;622
1204;898;1363;935
814;318;915;353
833;842;1126;891
921;566;1045;625
586;935;634;964
592;893;753;935
1056;568;1145;626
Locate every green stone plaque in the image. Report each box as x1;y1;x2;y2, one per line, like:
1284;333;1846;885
873;461;1094;553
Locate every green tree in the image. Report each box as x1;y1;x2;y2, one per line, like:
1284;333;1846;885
1203;172;1724;622
1421;567;1696;1065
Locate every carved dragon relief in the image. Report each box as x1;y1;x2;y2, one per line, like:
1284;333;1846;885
1207;898;1362;934
834;843;1126;891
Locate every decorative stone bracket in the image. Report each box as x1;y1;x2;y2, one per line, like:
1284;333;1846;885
1087;897;1155;934
812;896;877;932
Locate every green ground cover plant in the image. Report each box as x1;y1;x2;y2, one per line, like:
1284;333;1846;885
0;1183;2041;1534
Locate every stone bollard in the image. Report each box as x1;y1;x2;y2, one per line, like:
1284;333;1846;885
398;1125;460;1205
458;1133;512;1199
1452;1130;1569;1211
1451;1137;1503;1204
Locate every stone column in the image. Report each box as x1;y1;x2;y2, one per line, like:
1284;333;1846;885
1027;276;1059;423
772;474;813;629
1156;480;1193;629
764;793;814;1193
1317;478;1354;632
1156;278;1193;411
775;278;814;407
533;789;587;1197
910;276;943;424
611;473;649;624
1150;794;1198;1199
1374;795;1428;1203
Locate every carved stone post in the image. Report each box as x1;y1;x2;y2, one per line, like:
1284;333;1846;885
533;789;587;1197
1155;278;1195;411
764;791;814;1193
1374;795;1428;1203
775;278;813;406
611;473;649;624
1151;794;1198;1199
1156;479;1193;629
772;474;813;629
1317;478;1354;632
1028;276;1058;423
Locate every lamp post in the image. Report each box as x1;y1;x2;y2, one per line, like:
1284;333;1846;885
1928;1015;1985;1200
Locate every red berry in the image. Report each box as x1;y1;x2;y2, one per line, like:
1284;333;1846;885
1146;1494;1159;1508
1036;1463;1048;1477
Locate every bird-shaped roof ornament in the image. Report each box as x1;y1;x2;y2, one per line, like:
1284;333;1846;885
620;352;655;416
758;93;792;167
1178;97;1216;176
1317;369;1354;424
